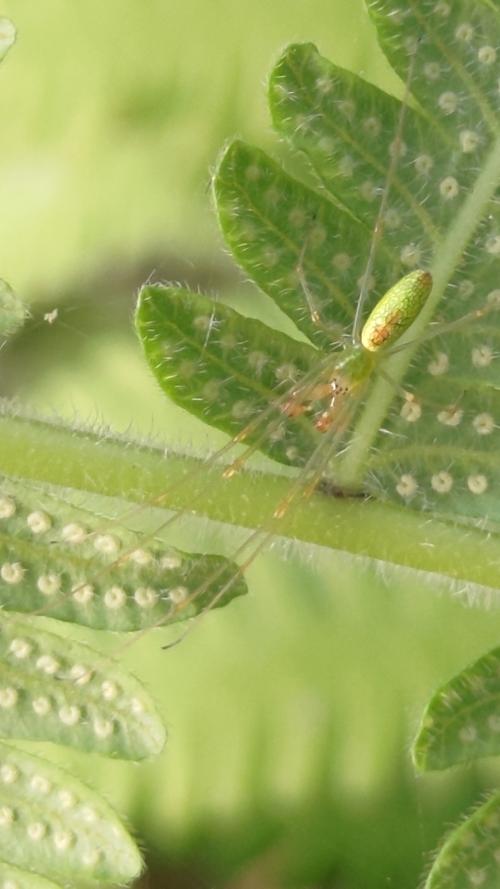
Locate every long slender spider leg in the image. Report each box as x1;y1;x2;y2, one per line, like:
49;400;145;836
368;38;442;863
352;46;419;346
377;366;416;400
386;298;500;358
295;238;333;336
118;398;358;655
378;363;465;427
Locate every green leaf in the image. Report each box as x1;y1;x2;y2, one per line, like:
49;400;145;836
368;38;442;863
0;611;165;759
0;281;26;340
413;644;500;771
213;139;379;349
0;741;142;884
268;27;500;516
135;282;320;465
0;477;246;630
424;792;500;889
268;41;438;250
0;861;64;889
357;1;500;519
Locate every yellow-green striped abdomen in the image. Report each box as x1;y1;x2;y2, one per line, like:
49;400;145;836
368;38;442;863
361;270;433;352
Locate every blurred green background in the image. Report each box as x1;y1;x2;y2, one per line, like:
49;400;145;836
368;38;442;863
2;2;500;887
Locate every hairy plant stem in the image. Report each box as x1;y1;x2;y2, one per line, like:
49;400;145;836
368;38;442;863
2;403;500;593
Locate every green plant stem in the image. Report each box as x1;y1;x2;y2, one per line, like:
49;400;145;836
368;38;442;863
2;403;500;593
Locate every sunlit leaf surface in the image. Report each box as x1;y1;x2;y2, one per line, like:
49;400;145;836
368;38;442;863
423;791;500;889
0;478;246;631
414;644;500;770
0;742;142;883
